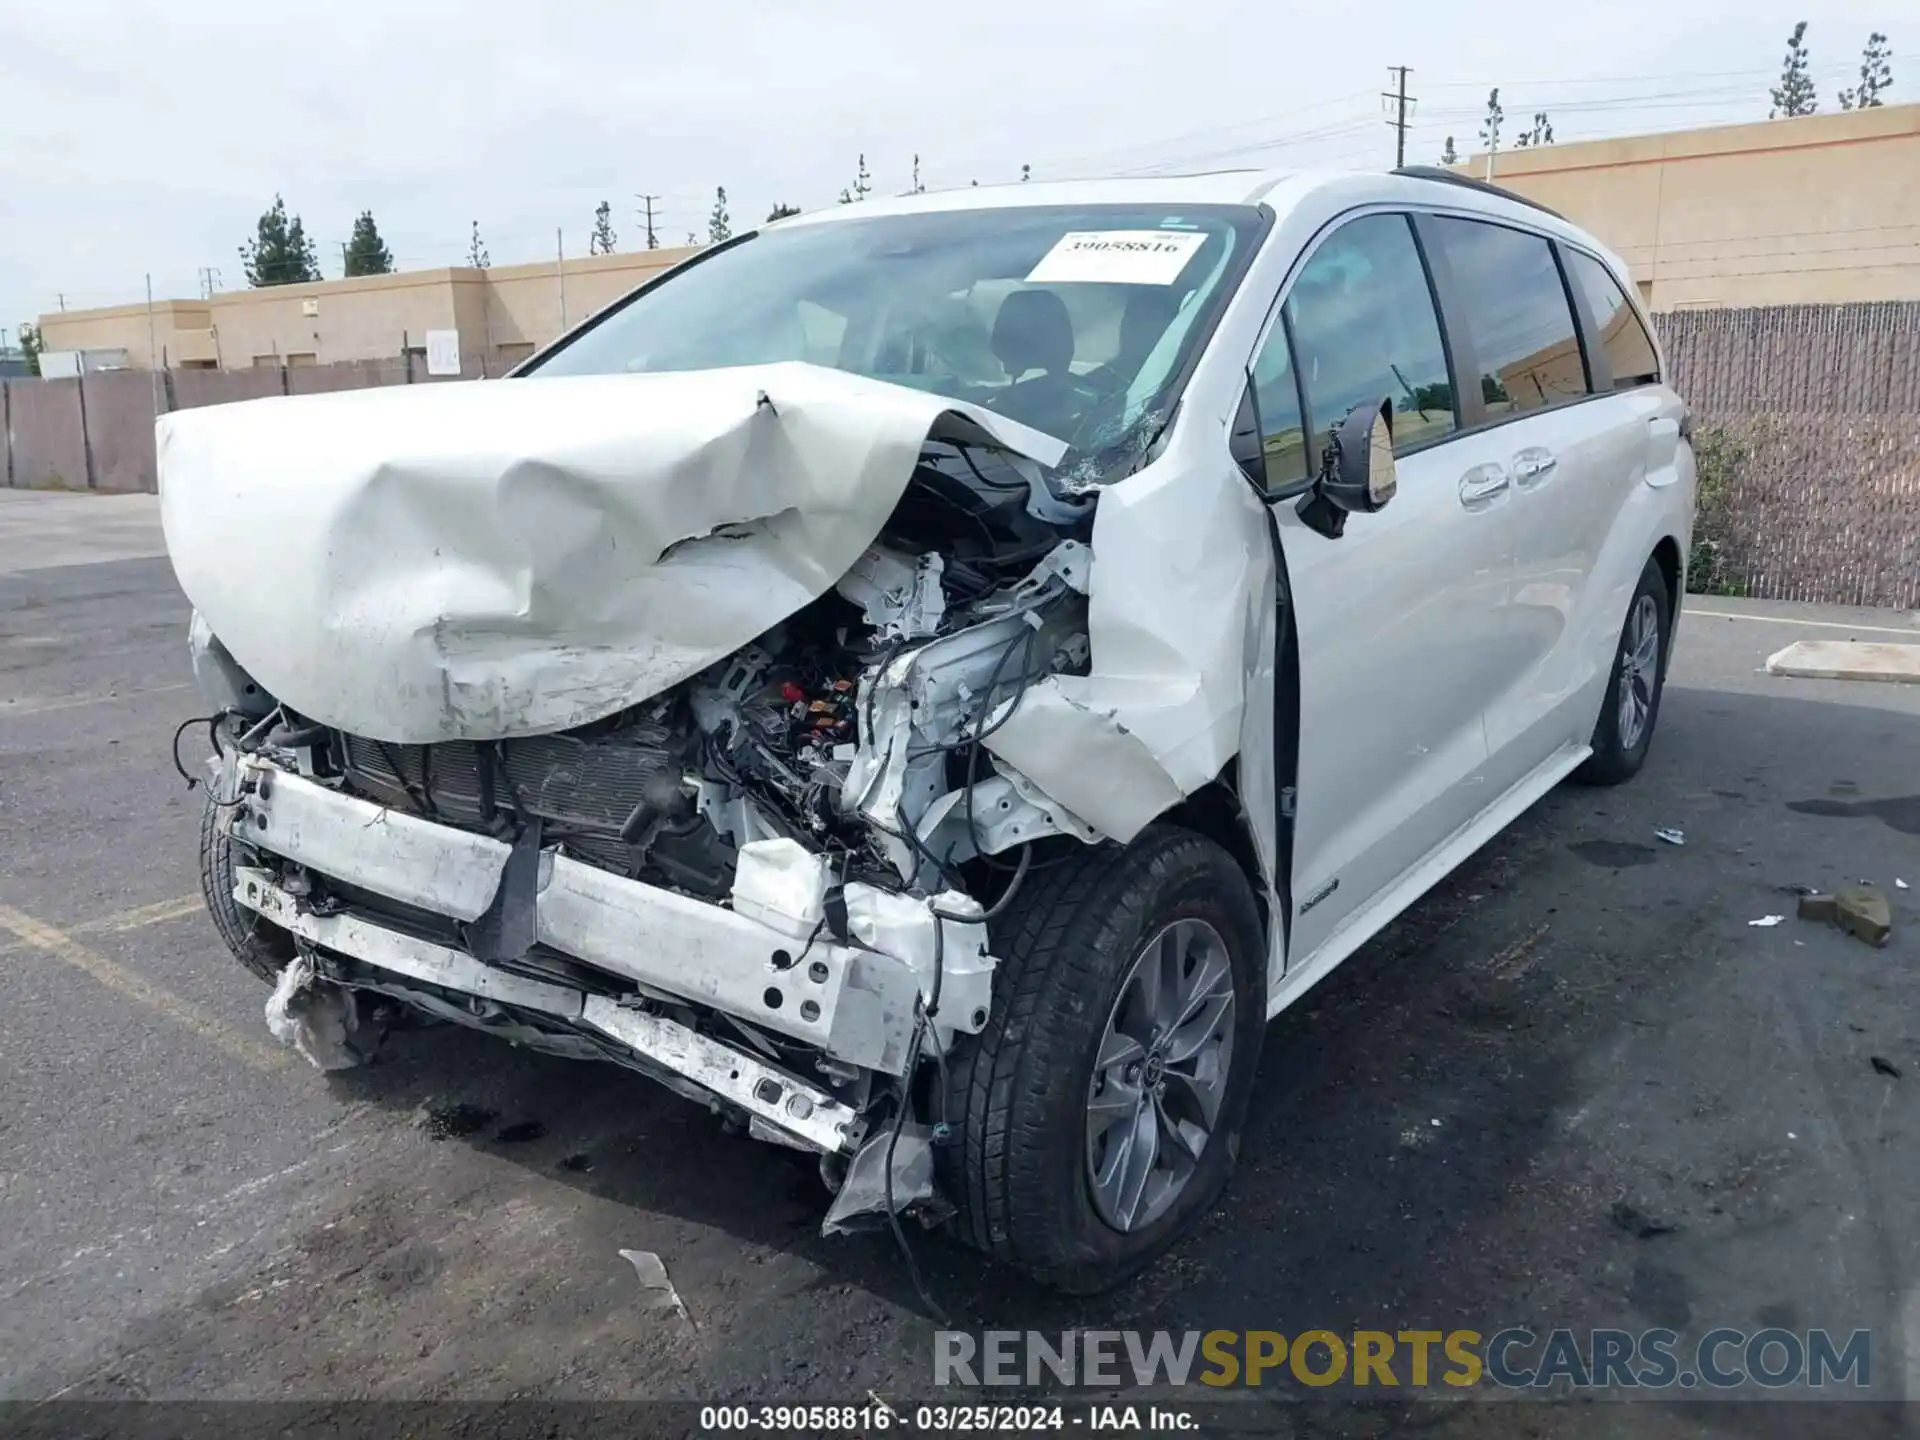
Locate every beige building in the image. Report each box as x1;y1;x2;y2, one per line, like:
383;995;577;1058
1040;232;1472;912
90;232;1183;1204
1467;102;1920;310
39;102;1920;363
37;246;701;372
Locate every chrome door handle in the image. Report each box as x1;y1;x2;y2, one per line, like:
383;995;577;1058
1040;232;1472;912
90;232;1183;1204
1512;447;1558;488
1458;463;1511;506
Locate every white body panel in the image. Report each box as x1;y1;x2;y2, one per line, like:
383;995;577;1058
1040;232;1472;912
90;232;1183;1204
173;164;1697;1090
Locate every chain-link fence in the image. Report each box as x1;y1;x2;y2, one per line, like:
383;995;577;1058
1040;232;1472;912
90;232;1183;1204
5;307;1918;611
1662;301;1920;610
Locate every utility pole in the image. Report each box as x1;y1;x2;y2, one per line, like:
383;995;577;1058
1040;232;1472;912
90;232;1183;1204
145;273;162;418
556;228;567;332
635;193;661;250
56;293;67;311
198;267;222;299
1382;66;1415;169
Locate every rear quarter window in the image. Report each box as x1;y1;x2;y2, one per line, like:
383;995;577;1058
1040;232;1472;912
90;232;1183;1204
1564;250;1661;390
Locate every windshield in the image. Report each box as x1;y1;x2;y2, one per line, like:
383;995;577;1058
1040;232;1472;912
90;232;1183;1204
525;204;1264;472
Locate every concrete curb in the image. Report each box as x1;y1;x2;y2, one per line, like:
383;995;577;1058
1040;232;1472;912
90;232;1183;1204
1766;640;1920;684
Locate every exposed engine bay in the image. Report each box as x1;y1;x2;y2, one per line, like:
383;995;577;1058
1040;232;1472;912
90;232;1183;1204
325;439;1098;903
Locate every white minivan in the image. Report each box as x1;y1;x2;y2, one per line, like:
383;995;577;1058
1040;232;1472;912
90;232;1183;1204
165;164;1694;1293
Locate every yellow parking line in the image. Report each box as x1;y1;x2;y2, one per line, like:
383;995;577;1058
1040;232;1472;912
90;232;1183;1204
0;893;205;958
0;902;289;1074
75;894;205;935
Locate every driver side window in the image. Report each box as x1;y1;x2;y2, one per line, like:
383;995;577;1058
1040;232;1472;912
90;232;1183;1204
1285;213;1455;455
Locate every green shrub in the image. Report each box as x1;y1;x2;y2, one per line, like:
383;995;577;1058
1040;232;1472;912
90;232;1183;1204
1687;422;1752;597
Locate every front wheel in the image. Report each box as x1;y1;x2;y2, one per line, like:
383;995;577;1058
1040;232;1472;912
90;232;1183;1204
940;827;1267;1293
1575;557;1671;786
199;790;296;983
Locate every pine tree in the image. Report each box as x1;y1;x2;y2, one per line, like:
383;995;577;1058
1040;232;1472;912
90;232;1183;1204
589;200;618;255
839;153;872;204
17;322;40;377
1020;163;1031;182
911;154;925;193
1770;22;1819;117
766;202;801;222
342;210;393;276
708;186;732;243
1838;32;1893;109
1478;89;1504;157
467;221;490;268
1440;136;1459;165
1514;112;1555;149
238;194;322;287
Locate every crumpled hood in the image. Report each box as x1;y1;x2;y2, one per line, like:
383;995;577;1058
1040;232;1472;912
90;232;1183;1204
158;362;1063;743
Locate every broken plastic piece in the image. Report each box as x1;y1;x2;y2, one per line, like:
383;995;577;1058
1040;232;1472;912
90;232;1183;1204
1748;914;1787;928
618;1248;694;1324
1654;827;1685;846
821;1121;937;1236
264;952;381;1070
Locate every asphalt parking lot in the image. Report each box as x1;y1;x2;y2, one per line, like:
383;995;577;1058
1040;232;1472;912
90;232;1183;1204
3;488;1919;1432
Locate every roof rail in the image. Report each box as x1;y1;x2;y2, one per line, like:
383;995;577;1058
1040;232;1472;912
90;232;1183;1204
1389;165;1567;222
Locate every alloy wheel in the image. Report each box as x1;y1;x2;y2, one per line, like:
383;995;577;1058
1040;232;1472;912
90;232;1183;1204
1084;917;1236;1233
1617;593;1661;752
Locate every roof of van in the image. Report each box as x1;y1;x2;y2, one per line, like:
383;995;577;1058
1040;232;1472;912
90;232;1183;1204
771;166;1598;250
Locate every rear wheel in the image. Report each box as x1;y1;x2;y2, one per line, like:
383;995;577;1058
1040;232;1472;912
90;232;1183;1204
940;827;1266;1293
198;790;295;983
1575;557;1670;786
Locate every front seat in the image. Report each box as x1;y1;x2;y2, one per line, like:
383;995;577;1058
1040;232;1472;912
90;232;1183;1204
1085;288;1180;397
988;288;1077;434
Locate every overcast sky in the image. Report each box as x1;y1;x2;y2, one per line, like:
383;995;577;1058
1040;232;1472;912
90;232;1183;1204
0;0;1905;337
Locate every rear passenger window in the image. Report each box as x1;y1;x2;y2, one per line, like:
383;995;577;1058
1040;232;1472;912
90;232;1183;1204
1285;213;1454;455
1426;217;1587;415
1564;250;1661;390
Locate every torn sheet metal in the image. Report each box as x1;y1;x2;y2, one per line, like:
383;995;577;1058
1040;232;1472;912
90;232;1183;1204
984;459;1274;844
158;362;1064;743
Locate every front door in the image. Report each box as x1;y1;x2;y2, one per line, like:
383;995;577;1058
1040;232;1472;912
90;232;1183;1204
1243;210;1516;974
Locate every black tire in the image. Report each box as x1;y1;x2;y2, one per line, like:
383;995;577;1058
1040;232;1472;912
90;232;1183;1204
940;826;1267;1293
1575;556;1671;786
198;791;295;983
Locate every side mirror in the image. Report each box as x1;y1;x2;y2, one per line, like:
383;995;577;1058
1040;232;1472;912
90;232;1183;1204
1228;375;1267;492
1296;396;1396;539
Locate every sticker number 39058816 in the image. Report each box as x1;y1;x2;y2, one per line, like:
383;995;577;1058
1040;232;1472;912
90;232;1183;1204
1023;230;1207;286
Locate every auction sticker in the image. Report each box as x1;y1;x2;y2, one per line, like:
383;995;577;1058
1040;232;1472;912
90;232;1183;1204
1025;229;1206;285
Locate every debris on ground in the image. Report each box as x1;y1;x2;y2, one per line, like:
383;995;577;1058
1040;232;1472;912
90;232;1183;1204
1654;827;1686;846
420;1102;498;1140
1898;879;1910;890
619;1249;694;1325
1798;885;1893;947
1872;1056;1903;1079
1748;914;1787;928
1609;1201;1679;1239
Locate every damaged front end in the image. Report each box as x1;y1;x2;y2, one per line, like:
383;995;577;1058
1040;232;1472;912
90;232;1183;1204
170;365;1134;1233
